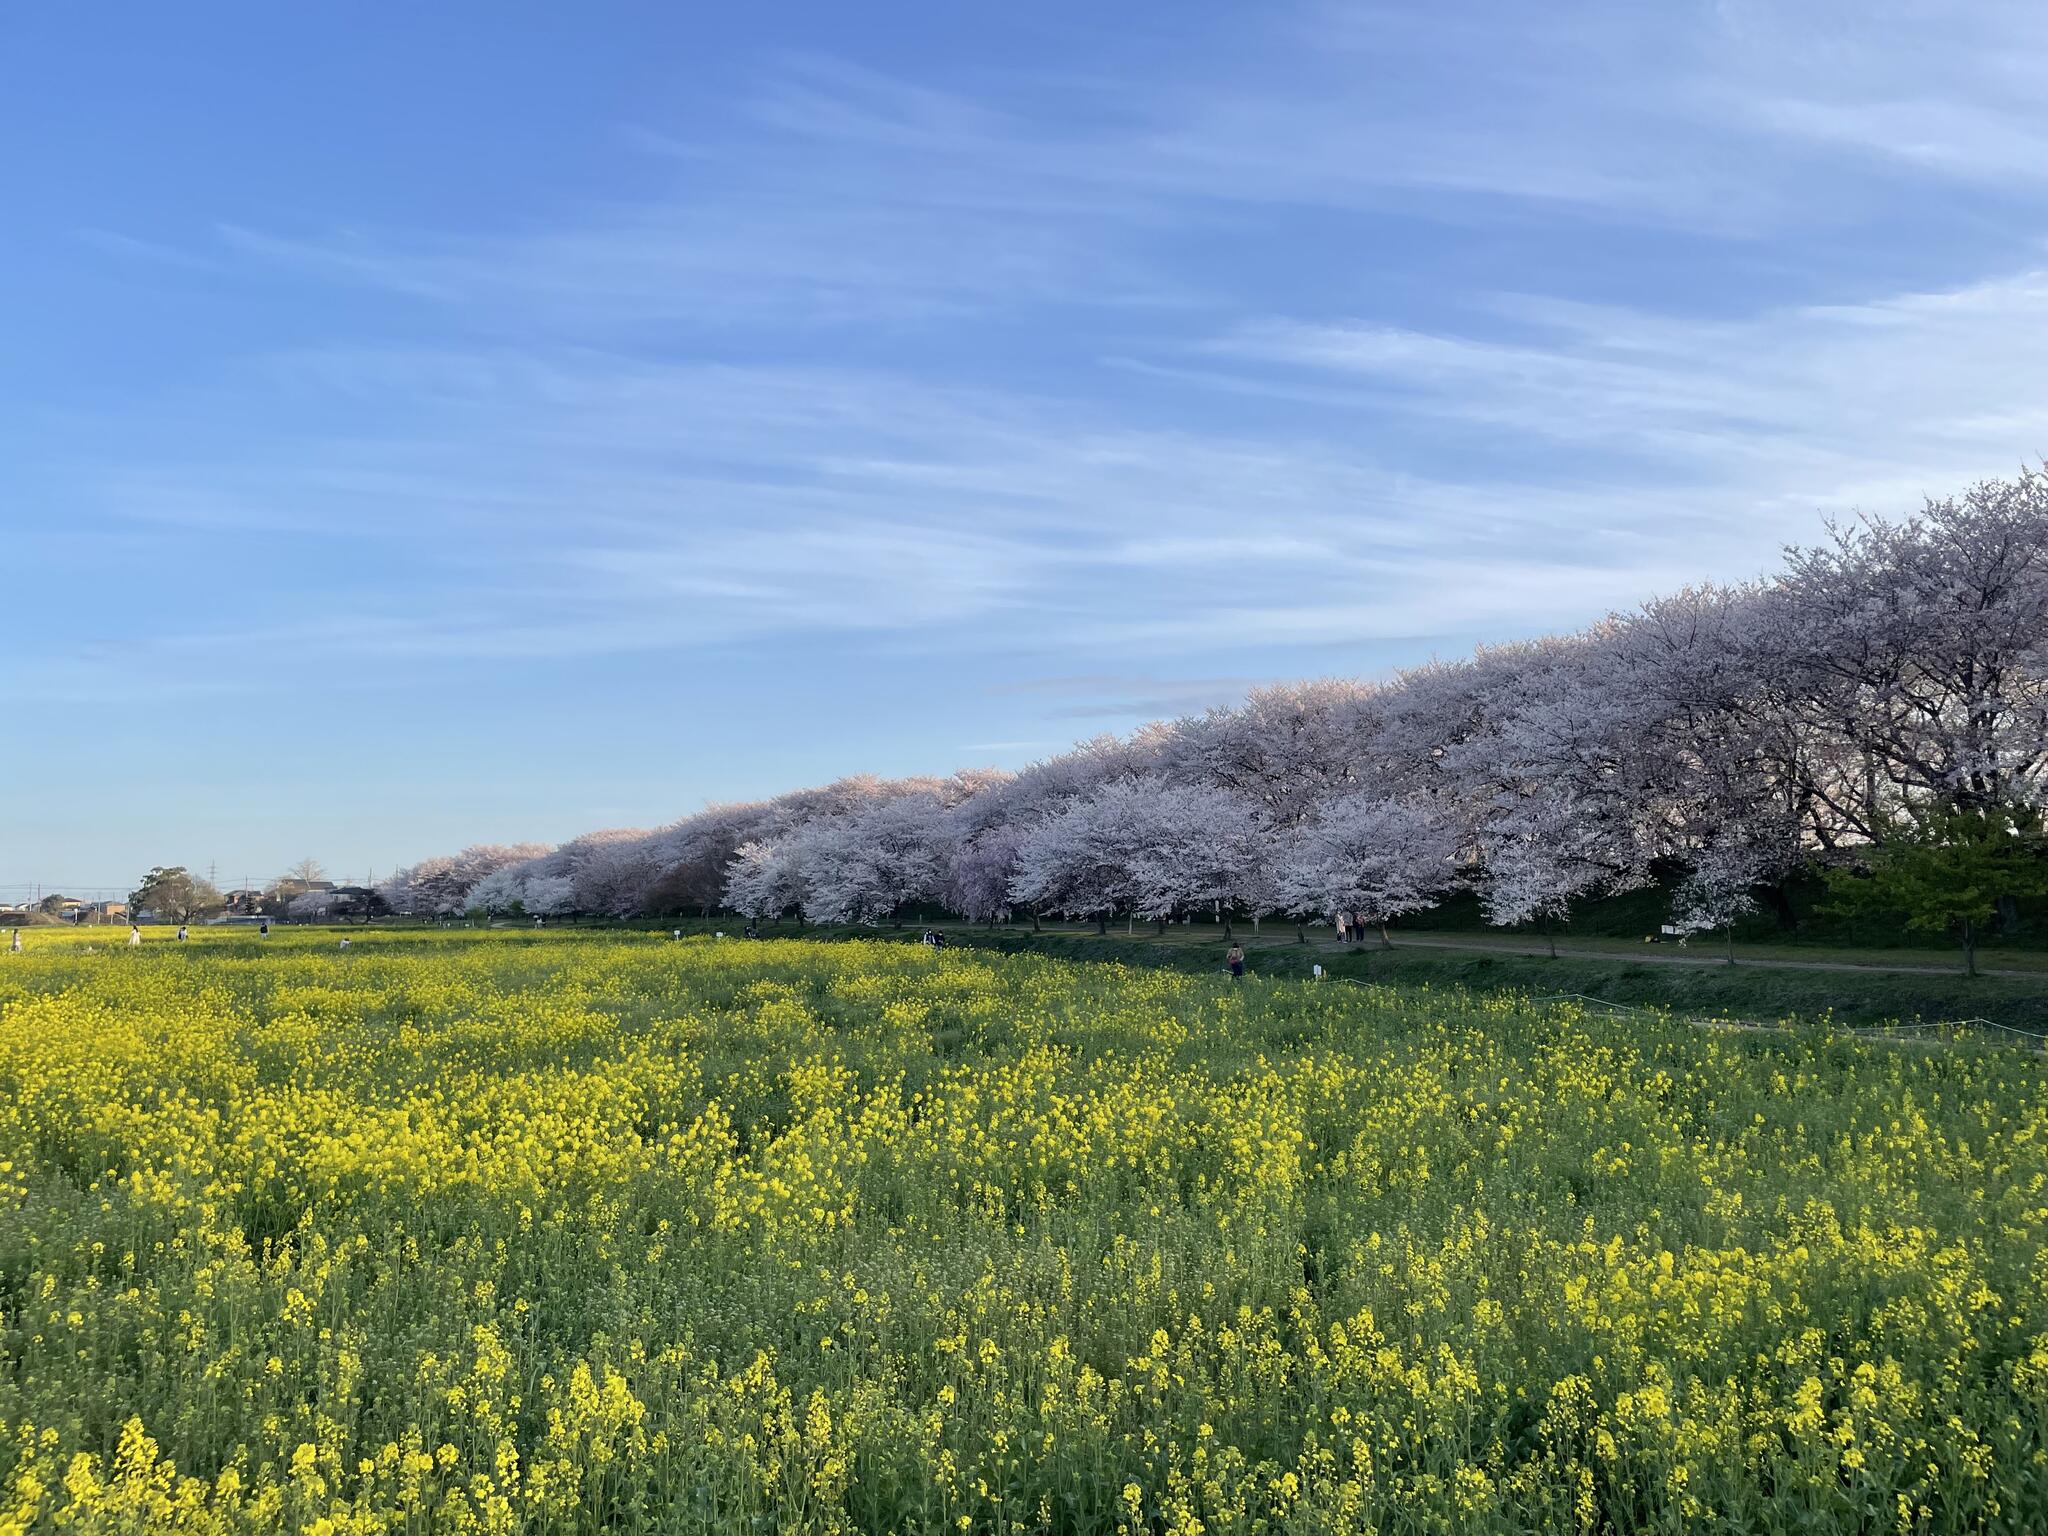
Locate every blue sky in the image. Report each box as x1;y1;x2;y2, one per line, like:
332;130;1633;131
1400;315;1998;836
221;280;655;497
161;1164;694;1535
6;1;2048;896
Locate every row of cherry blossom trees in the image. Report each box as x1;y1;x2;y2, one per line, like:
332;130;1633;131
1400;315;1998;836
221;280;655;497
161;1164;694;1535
381;472;2048;937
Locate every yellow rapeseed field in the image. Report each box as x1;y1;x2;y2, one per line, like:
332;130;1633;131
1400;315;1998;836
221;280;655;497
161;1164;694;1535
2;928;2045;1534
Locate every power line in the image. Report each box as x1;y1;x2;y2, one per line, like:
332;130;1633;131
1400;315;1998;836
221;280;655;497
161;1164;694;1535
0;884;133;900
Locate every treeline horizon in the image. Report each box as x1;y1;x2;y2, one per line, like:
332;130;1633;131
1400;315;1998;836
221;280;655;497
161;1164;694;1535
381;470;2048;949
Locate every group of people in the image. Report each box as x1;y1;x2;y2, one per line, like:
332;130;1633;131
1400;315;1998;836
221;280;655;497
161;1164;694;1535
4;920;276;953
1331;913;1378;945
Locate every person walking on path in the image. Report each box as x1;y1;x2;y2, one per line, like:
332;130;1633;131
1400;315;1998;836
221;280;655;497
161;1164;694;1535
1226;942;1246;982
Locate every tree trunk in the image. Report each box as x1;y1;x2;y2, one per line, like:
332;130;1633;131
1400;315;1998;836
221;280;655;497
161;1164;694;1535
1725;925;1735;966
1156;918;1167;936
1379;922;1391;949
1096;914;1108;936
1296;921;1306;944
1032;911;1041;933
1962;918;1977;978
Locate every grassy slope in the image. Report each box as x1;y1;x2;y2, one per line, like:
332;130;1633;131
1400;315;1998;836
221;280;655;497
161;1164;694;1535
202;902;2048;1034
797;920;2048;1036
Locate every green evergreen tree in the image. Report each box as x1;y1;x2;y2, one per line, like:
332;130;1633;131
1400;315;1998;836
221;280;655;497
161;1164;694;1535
1823;805;2048;976
128;866;223;926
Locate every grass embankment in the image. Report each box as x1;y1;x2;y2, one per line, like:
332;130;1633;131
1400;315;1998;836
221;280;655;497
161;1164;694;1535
68;902;2039;1036
830;921;2048;1036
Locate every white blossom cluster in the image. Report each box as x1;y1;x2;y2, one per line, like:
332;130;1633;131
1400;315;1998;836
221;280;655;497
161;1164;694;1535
383;472;2048;932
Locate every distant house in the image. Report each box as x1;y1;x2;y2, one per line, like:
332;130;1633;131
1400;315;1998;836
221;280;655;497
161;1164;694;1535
221;889;265;915
93;901;128;922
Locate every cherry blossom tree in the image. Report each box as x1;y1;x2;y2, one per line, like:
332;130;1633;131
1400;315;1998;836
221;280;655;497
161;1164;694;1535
563;830;665;918
723;840;806;922
944;822;1027;924
1769;470;2048;841
626;803;778;916
1009;784;1154;933
380;843;553;916
794;794;949;925
1478;790;1643;956
523;873;578;919
1152;681;1378;827
1126;785;1273;937
1668;835;1784;963
1274;798;1459;944
284;890;331;922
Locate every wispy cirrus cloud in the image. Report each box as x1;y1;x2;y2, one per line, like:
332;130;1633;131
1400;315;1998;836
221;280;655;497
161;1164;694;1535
57;238;2048;697
112;2;2048;335
38;0;2048;707
1202;266;2048;503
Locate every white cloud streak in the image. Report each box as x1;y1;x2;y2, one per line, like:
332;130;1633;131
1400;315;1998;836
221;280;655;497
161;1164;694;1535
39;0;2048;703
